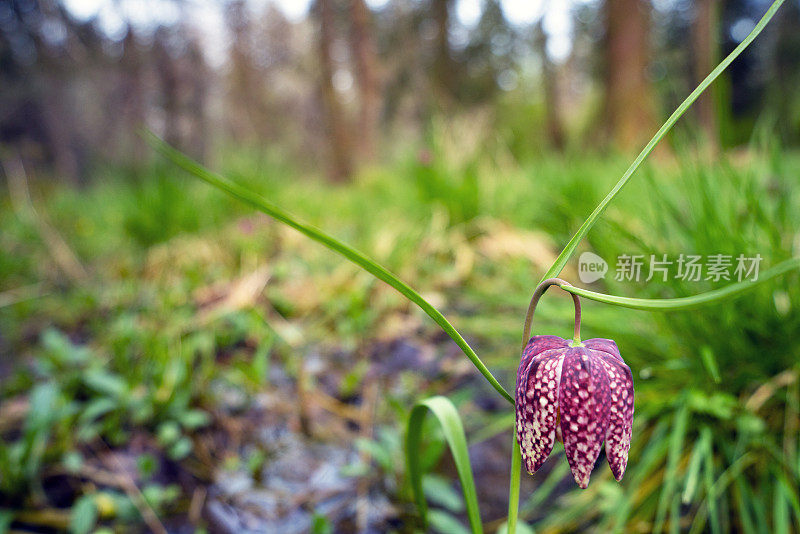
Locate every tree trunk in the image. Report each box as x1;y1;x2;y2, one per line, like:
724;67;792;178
535;20;565;151
348;0;381;161
318;0;353;181
432;0;456;100
692;0;719;148
604;0;655;150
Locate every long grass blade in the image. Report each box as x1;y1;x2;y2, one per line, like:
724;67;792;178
145;133;513;404
682;427;710;504
406;396;483;534
539;0;785;281
654;403;690;533
689;453;755;534
559;258;799;311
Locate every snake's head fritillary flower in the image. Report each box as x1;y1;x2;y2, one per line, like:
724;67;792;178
515;335;634;488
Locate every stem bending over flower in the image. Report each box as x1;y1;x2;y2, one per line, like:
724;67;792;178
521;278;582;350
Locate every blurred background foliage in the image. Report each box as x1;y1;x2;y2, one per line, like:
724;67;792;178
1;0;799;532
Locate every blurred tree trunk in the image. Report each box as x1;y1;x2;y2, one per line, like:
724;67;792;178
348;0;381;161
535;20;565;151
186;42;208;162
692;0;719;149
604;0;655;150
155;36;181;149
318;0;353;181
120;30;147;164
41;83;80;184
432;0;456;100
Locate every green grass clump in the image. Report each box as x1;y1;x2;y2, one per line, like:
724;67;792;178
1;131;799;531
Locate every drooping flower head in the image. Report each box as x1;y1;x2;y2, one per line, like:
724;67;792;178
516;279;634;488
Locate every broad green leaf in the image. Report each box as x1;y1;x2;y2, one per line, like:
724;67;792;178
429;509;471;534
0;511;12;534
69;495;98;534
406;396;483;534
496;519;535;534
423;475;465;512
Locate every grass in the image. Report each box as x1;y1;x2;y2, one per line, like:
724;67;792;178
1;129;799;531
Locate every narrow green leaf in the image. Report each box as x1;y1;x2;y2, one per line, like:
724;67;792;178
690;453;755;534
732;476;758;534
700;347;721;383
406;396;483;534
655;403;690;533
146;133;512;404
682;428;710;504
520;458;571;517
559;258;800;311
774;479;790;534
540;0;785;281
703;435;721;534
669;494;681;534
776;473;800;530
614;421;671;531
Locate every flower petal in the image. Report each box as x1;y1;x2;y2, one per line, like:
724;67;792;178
592;349;634;481
516;340;566;474
583;338;623;363
517;335;569;379
558;347;611;488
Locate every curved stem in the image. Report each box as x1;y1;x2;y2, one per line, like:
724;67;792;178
558;257;799;311
521;278;582;350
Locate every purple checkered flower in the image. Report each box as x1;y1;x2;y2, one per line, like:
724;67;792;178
515;335;634;488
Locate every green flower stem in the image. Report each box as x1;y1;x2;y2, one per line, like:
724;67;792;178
521;278;582;349
145;132;515;404
507;434;522;534
559;258;799;311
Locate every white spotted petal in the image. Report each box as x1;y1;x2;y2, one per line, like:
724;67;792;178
515;336;568;474
584;339;634;481
515;336;634;488
558;347;610;488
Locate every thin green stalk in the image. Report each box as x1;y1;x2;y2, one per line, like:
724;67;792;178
558;258;799;311
507;435;522;534
145;132;513;404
